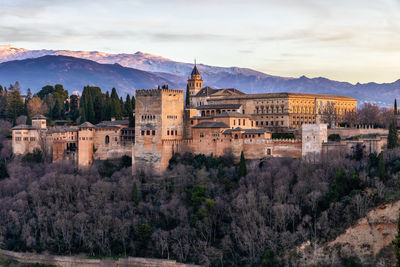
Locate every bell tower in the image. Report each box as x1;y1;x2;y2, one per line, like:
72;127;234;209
187;61;203;97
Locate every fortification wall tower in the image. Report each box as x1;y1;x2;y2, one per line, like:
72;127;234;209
77;122;95;166
134;89;184;172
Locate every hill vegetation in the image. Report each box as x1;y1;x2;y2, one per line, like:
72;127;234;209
0;122;400;266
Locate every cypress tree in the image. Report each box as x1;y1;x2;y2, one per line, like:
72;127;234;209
185;84;190;107
395;99;398;115
131;95;135;111
125;95;133;117
388;120;398;149
238;151;247;178
86;97;95;123
393;209;400;267
110;88;122;119
26;113;32;125
378;152;386;181
132;182;139;204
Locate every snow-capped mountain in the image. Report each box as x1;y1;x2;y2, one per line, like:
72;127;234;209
0;45;275;79
0;45;398;105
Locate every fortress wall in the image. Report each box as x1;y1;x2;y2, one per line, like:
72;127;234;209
0;249;200;267
93;129;132;160
327;128;388;138
272;140;302;158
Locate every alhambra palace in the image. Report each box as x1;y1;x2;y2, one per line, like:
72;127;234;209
11;65;388;171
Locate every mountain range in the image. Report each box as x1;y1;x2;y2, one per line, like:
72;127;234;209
0;45;398;105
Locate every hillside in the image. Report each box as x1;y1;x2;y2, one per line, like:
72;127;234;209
299;201;400;266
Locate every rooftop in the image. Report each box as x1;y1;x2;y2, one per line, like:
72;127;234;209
193;87;244;97
196;104;242;110
78;122;96;128
192;121;229;129
214;112;251;118
12;124;38;130
47;128;79;134
191;64;200;76
209;92;357;101
32;115;46;120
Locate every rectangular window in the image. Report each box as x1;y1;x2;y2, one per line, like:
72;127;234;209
243;119;245;126
141;131;145;136
152;130;155;135
256;121;259;126
15;137;21;141
167;130;169;135
200;133;204;138
238;120;240;126
146;130;150;135
171;131;174;135
234;120;236;125
175;130;177;136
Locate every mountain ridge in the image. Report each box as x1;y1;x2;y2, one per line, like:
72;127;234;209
0;45;398;105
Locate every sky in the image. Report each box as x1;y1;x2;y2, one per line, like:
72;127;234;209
1;0;400;83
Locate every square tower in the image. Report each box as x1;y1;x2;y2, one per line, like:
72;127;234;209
134;88;184;171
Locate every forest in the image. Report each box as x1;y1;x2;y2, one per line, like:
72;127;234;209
0;82;135;126
0;119;399;267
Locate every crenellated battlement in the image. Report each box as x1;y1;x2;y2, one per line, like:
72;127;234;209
136;89;183;97
272;138;302;143
136;89;162;96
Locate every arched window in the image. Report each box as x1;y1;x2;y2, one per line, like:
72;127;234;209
105;135;110;144
234;134;238;139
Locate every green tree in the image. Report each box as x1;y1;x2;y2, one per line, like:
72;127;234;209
388;120;398;149
132;182;139;204
239;151;247;177
86;97;95;123
393;209;400;267
26;113;32;125
395;99;398;115
124;94;133;117
110;88;122;120
378;152;386;181
6;83;24;125
185;84;190;107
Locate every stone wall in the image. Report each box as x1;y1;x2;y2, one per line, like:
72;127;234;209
327;128;388;139
0;249;200;267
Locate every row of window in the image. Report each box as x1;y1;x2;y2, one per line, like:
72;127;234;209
14;137;36;141
256;106;284;114
167;115;178;119
256;121;284;126
141;130;156;136
142;115;155;121
233;119;246;126
79;137;93;141
167;130;178;136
